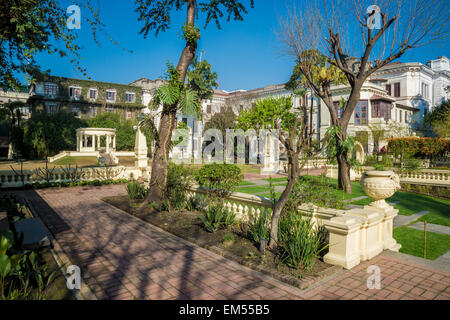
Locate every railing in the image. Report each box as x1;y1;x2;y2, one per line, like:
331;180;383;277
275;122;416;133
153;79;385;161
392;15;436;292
187;185;399;270
0;166;151;188
326;165;450;186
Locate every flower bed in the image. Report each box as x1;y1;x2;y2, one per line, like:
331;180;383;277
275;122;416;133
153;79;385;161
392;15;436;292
102;195;341;290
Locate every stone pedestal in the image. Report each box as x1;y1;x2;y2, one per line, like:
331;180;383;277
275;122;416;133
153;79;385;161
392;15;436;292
365;204;401;251
324;215;361;269
135;126;148;168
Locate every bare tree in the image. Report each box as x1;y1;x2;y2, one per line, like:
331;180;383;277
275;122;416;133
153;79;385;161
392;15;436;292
277;0;449;193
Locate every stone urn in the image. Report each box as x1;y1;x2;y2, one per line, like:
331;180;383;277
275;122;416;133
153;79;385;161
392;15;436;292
360;170;401;209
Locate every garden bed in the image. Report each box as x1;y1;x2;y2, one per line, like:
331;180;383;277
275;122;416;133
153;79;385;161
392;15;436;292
102;195;341;290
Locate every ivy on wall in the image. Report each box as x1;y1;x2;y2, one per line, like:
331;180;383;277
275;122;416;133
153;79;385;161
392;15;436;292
29;75;144;110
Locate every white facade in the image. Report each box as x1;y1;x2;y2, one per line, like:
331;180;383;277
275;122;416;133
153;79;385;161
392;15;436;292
130;56;449;160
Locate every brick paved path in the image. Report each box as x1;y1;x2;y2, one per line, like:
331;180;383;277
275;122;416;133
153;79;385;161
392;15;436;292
5;185;450;300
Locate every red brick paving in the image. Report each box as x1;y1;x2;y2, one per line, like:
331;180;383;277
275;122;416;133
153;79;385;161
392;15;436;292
4;185;449;300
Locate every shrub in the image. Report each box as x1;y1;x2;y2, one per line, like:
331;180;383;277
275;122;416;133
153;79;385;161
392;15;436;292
198;203;236;233
364;155;378;166
387;137;450;159
374;164;387;171
277;211;327;271
126;181;147;200
162;163;194;211
195;163;242;198
248;210;270;243
285;175;344;210
222;233;235;243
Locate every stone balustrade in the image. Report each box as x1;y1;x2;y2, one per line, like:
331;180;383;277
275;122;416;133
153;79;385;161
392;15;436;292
326;165;450;186
0;166;150;188
187;185;400;270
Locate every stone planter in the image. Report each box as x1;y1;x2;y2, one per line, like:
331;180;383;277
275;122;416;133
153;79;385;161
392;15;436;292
360;170;401;209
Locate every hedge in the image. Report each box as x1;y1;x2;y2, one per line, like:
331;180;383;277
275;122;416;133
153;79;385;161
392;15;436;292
387;137;450;158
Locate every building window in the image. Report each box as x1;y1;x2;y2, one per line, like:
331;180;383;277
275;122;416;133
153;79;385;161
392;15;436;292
69;86;81;100
89;89;97;100
354;100;368;125
394;82;401;97
333;101;344;118
46;103;58;114
371;101;391;122
385;84;392;96
44;83;58;97
206;105;212;113
125;92;135;103
106;90;116;102
405;111;409;123
422;83;429;99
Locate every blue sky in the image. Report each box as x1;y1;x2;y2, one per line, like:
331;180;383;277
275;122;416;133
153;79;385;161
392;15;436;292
34;0;449;92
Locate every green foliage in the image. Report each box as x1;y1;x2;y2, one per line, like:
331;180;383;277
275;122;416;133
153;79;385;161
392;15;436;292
374;164;387;171
180;23;200;44
285;175;344;210
0;234;56;300
222;233;235;242
198;203;236;233
21;111;87;159
278;212;327;271
204;106;236;139
423;100;450;138
325;125;360;169
195;163;242;198
248;210;270;243
126;181;147;200
286;50;347;93
162;163;194;211
186;54;218;101
135;0;254;37
236;96;296;132
87;113;136;151
387;137;450;159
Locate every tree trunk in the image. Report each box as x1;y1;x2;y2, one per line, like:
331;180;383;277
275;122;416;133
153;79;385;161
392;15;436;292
143;0;197;206
337;151;352;193
268;154;298;249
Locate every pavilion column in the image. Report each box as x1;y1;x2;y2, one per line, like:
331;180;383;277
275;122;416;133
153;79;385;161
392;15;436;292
106;135;110;153
76;134;80;152
83;135;87;151
92;134;96;151
97;135;101;149
113;135;116;150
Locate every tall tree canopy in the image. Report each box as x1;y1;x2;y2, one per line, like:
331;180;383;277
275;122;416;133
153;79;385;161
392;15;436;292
0;0;118;90
277;0;449;193
136;0;254;205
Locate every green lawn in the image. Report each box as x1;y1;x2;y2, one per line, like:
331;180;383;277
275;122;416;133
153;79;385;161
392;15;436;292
263;177;288;182
351;190;450;226
53;156;98;166
238;180;256;186
233;185;271;194
393;226;450;260
259;192;283;199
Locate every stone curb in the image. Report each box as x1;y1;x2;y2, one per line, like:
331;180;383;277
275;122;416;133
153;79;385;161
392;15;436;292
205;244;343;290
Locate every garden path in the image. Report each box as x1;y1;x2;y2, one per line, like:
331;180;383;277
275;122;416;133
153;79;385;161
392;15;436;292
2;185;449;300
